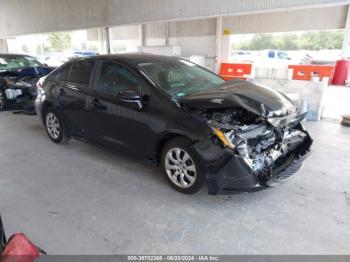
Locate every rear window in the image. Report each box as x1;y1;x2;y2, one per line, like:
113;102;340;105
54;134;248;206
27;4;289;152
70;60;94;85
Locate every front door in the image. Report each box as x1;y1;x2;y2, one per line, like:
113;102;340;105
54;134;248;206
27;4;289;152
89;61;156;156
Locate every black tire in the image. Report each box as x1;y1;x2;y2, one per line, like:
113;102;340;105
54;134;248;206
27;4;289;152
0;88;8;111
43;107;70;144
161;137;205;194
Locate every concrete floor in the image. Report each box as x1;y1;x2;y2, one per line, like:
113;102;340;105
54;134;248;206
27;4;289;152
0;111;349;255
323;86;350;120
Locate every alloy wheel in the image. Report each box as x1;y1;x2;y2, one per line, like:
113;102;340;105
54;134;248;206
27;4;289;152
46;112;61;139
165;147;197;188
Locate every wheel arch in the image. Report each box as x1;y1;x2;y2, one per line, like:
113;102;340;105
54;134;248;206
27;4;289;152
154;132;193;164
40;100;54;123
41;102;71;141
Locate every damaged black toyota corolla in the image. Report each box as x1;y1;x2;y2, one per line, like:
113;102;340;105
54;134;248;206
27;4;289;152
36;54;312;195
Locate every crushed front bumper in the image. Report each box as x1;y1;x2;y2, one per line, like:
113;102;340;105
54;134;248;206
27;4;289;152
266;151;311;187
194;128;313;195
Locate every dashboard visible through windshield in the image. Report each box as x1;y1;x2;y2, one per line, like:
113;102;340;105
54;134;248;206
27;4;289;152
138;59;225;98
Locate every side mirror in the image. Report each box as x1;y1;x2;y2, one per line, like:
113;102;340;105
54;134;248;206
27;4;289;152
117;90;143;110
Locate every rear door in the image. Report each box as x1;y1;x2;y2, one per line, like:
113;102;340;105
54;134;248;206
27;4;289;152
58;59;96;137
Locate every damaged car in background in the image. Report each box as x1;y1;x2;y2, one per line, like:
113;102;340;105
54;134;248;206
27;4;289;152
36;54;312;195
0;54;54;111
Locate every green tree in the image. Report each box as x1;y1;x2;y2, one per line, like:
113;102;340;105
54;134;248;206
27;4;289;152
232;30;344;51
277;34;299;50
87;44;99;53
48;32;72;52
236;34;277;50
112;42;127;53
299;31;343;50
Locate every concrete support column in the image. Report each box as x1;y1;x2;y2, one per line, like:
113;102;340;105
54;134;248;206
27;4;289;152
165;22;170;46
221;33;231;63
0;39;8;53
97;27;111;54
97;28;104;53
215;17;223;73
215;17;231;73
104;27;111;54
139;24;145;47
342;5;350;57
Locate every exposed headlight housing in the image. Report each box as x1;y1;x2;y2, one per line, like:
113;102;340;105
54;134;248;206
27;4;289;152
207;121;235;149
267;114;294;127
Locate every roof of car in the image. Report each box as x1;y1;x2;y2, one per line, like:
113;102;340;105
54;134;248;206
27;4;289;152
0;53;35;58
74;53;180;65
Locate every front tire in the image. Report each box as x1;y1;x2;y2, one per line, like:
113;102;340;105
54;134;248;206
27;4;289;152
161;138;205;194
44;107;69;144
0;88;8;110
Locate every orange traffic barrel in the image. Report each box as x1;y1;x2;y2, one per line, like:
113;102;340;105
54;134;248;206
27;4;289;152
332;59;350;85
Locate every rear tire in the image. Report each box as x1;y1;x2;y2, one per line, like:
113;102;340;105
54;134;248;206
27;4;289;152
161;137;205;194
44;107;70;144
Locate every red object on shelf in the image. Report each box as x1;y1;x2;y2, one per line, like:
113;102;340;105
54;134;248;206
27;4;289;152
219;63;252;81
288;65;334;81
332;59;350;85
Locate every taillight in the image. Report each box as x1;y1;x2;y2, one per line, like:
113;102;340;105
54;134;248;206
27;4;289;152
36;76;46;99
36;76;46;89
36;87;45;99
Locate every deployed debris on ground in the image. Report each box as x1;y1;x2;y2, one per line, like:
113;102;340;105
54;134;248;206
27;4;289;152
341;115;350;126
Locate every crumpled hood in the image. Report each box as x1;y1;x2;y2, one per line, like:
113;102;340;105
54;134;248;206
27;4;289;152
179;80;296;117
0;66;55;77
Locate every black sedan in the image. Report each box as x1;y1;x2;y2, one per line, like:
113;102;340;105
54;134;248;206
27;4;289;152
35;54;312;195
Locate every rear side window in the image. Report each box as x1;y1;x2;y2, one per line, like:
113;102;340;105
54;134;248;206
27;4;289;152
56;63;72;81
48;63;72;82
70;60;94;85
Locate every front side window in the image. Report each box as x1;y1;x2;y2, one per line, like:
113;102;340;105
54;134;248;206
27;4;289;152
138;59;224;98
98;62;143;96
70;60;94;85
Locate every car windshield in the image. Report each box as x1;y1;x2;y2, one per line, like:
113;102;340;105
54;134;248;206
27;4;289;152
0;55;43;70
138;59;225;98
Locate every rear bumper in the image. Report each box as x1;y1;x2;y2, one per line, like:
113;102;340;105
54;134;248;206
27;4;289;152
35;96;44;122
195;129;313;195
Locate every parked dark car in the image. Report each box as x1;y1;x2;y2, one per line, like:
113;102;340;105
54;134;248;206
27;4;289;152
0;54;55;110
35;54;312;195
